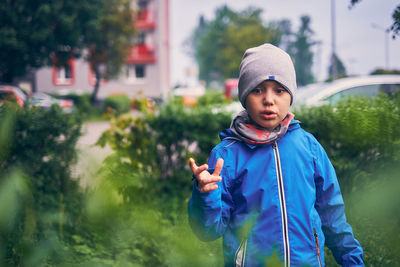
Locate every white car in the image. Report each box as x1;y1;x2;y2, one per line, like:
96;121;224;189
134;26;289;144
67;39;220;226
29;92;74;113
0;84;28;108
294;75;400;107
172;85;206;97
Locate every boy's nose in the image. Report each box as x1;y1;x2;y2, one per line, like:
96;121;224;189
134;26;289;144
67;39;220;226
262;91;274;105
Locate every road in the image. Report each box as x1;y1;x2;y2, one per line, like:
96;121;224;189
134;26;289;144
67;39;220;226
73;121;113;187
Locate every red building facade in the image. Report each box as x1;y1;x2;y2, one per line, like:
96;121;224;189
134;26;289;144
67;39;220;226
35;0;170;100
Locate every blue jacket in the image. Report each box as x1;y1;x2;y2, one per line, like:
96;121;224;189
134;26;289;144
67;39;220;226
188;121;363;266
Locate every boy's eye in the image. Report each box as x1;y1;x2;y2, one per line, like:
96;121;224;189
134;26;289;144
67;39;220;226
275;88;285;94
252;88;262;94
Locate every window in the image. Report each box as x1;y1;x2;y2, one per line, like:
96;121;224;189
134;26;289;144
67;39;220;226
326;84;379;104
136;32;146;45
126;64;146;81
58;65;71;80
380;83;400;96
325;83;400;104
52;59;75;86
138;0;148;10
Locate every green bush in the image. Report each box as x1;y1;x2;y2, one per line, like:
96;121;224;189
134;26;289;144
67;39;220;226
0;105;84;265
96;95;400;265
93;101;232;265
0;99;229;266
3;91;400;265
104;94;131;115
57;93;103;120
197;89;227;106
295;94;400;194
295;94;400;265
97;100;232;205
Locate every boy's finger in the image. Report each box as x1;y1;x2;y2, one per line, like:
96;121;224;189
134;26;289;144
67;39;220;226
189;158;198;172
196;164;209;175
190;158;209;177
212;158;224;176
198;174;221;185
200;183;218;193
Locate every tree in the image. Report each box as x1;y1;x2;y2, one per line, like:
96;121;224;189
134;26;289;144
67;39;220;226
277;19;293;51
0;0;134;101
370;68;400;75
83;0;135;103
0;1;92;84
287;16;317;86
191;5;282;84
327;53;347;81
392;6;400;37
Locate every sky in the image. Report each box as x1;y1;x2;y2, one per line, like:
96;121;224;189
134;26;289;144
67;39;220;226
169;0;400;86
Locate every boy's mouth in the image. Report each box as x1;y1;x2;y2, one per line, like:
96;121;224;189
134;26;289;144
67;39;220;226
260;110;277;119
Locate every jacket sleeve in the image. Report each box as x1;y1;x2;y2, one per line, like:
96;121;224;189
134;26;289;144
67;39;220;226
313;141;364;266
188;148;234;241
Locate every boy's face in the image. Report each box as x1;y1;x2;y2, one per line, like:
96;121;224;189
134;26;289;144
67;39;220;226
245;80;291;131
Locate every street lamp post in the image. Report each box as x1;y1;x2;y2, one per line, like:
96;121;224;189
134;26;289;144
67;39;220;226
371;23;390;69
331;0;338;80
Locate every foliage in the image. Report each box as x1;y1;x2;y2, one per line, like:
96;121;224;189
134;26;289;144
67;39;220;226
295;94;400;265
287;15;317;86
370;68;400;75
295;93;400;193
0;101;226;266
59;93;103;120
90;100;233;265
0;0;112;83
2;91;400;265
98;94;400;265
197;89;228;107
190;5;282;84
392;5;400;37
104;94;131;116
327;53;347;81
131;97;154;113
97;99;232;184
0;0;135;101
83;0;135;103
324;161;400;266
0;0;96;82
0;104;83;266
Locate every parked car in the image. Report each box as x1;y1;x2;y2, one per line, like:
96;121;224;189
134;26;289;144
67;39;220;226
295;75;400;107
224;78;239;99
29;92;74;113
0;84;28;108
173;84;206;97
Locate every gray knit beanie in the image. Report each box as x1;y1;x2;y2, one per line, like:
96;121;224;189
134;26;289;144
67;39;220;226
238;43;297;108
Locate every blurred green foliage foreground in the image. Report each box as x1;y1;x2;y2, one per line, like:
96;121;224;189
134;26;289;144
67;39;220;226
1;92;400;266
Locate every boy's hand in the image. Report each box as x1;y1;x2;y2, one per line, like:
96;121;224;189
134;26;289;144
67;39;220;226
189;158;224;193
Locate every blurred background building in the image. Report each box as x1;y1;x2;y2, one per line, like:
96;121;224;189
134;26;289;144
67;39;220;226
34;0;170;100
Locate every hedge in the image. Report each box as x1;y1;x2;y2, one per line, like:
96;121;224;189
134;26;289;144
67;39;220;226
104;94;131;115
1;90;400;265
0;104;83;266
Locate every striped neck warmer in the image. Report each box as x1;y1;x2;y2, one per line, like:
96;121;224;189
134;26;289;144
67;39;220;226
230;110;295;145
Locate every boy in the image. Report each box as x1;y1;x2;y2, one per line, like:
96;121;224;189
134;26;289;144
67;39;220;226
188;43;363;266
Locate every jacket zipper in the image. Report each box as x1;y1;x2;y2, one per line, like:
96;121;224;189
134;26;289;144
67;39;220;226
272;142;290;267
235;238;248;267
313;229;323;267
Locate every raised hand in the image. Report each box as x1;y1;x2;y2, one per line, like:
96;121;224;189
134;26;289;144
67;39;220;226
189;158;224;193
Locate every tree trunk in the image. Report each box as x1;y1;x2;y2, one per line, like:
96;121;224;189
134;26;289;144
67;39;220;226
31;70;37;93
91;65;101;104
